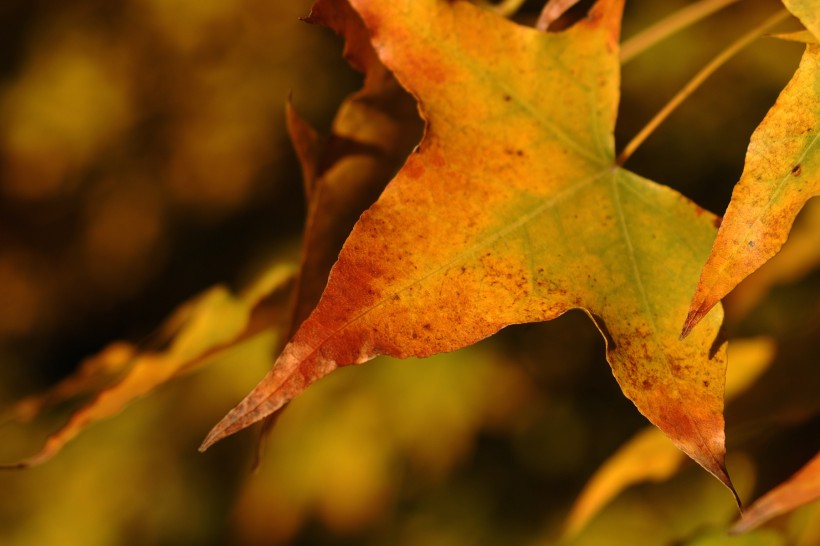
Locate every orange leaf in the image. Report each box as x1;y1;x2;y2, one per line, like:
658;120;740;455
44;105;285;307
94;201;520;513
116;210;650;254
732;451;820;533
682;36;820;337
202;0;736;499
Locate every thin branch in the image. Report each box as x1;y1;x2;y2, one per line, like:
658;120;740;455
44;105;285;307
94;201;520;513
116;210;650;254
621;0;745;63
616;9;790;166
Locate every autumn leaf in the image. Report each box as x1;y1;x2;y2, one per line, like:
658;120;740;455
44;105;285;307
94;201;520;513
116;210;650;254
0;342;133;427
732;451;820;533
202;0;736;497
1;264;294;468
563;337;775;537
287;0;422;333
681;23;820;337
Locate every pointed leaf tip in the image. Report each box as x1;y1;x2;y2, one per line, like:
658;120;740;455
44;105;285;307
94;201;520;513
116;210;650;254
680;304;707;339
200;394;272;452
201;340;344;450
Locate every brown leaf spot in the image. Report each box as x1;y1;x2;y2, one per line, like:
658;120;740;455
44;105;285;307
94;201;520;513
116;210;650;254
791;164;802;176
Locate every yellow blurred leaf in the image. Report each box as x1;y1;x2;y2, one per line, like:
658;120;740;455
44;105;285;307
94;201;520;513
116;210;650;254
549;454;757;546
233;343;529;542
1;263;294;468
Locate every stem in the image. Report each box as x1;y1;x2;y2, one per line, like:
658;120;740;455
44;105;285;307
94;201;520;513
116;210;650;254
616;9;790;167
621;0;744;63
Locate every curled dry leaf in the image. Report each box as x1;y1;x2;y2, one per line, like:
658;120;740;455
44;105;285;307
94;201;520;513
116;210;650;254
287;0;422;333
732;451;820;533
682;16;820;337
252;0;423;457
203;0;737;500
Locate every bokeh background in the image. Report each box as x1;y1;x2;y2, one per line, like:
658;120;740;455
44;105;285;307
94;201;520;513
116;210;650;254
0;0;818;544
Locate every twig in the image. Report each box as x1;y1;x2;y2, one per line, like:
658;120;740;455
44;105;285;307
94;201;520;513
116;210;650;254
616;9;790;166
621;0;744;63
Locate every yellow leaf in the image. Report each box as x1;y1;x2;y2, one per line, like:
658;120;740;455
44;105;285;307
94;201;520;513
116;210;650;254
683;39;820;336
725;199;820;320
1;263;294;468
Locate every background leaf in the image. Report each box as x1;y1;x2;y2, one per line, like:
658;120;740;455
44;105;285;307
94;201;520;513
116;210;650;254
1;264;294;467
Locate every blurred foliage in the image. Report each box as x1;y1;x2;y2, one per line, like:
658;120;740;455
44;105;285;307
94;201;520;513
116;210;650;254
0;0;818;544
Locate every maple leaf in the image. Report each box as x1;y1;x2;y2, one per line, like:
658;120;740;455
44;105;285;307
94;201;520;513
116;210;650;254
731;450;820;533
202;0;736;497
682;20;820;337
